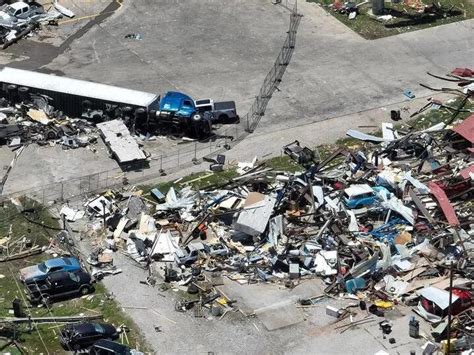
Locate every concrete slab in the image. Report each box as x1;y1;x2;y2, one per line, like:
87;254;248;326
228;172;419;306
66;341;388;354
1;140;117;195
218;277;325;315
255;301;305;330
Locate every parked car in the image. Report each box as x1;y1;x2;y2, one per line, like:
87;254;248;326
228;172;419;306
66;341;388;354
343;184;377;209
20;256;81;283
89;339;144;355
25;270;94;305
60;322;119;351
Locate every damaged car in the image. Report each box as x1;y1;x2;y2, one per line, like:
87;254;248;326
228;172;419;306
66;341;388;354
59;322;120;351
0;2;44;28
26;270;94;306
19;256;81;283
89;339;144;355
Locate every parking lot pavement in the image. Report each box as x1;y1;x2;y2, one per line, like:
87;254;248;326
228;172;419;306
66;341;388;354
1;139;118;196
43;0;288;114
3;0;115;69
259;2;474;133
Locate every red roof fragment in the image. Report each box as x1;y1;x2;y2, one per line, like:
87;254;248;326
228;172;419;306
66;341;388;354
451;68;473;77
428;182;460;226
459;165;474;180
452;114;474;144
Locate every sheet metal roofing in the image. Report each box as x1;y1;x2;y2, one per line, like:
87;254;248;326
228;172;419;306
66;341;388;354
0;67;158;107
344;184;373;198
97;120;147;164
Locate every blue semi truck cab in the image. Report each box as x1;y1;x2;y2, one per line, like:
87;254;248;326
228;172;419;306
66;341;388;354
158;91;198;119
155;91;238;138
156;91;211;137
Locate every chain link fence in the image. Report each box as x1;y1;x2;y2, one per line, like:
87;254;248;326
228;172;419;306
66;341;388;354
1;1;302;205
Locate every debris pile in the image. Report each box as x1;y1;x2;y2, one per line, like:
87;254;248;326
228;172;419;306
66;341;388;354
0;93;99;149
75;104;473;350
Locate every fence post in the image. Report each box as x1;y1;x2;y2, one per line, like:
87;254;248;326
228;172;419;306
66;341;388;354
60;182;64;202
177;149;180;166
192;141;198;164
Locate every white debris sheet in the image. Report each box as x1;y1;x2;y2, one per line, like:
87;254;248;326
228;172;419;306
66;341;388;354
97;119;147;164
234;192;277;237
59;205;85;221
151;230;180;262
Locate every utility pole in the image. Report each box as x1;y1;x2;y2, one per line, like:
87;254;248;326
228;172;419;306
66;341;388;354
100;200;107;232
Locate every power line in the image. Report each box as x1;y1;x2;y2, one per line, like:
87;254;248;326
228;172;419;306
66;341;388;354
6;263;50;355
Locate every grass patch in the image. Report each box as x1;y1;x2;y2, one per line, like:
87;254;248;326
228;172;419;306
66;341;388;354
0;199;149;354
400;97;473;130
307;0;474;39
140;167;240;195
264;155;302;173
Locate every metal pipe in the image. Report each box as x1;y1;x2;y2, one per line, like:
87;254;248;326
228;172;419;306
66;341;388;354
446;261;454;354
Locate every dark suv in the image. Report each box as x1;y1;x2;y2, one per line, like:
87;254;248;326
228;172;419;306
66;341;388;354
60;322;119;351
26;270;94;305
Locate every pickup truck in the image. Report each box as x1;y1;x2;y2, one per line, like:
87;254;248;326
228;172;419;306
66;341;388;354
194;98;239;123
0;2;44;28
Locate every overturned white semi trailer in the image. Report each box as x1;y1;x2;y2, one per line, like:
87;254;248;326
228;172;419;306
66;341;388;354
0;66;160;120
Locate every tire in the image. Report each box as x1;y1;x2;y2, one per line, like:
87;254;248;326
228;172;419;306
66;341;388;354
92;114;102;121
218;113;229;122
18;86;29;101
46;130;57;140
135;108;146;120
201;121;211;136
80;286;91;296
41;295;50;307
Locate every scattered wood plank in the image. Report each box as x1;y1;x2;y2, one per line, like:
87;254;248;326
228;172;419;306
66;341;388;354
0;246;43;262
1;314;102;324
